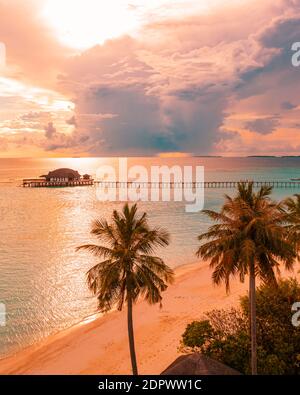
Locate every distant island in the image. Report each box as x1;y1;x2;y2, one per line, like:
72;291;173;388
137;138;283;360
247;155;277;158
247;155;300;158
193;155;223;158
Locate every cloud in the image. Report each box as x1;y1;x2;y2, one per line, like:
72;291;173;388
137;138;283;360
57;29;251;154
66;116;77;126
42;121;77;151
281;101;297;110
20;111;53;122
44;122;57;139
244;116;280;135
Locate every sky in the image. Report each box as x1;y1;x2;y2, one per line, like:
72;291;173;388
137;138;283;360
0;0;300;157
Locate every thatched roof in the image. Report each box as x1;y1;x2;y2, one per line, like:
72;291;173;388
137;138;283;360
46;168;80;180
161;354;241;375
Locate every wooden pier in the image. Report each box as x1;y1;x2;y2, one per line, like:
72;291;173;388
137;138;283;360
94;180;300;189
22;179;94;187
22;178;300;189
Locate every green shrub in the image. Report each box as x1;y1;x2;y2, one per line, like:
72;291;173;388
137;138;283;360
182;320;214;348
180;278;300;374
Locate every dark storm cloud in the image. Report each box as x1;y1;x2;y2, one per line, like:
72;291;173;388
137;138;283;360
281;101;297;110
244;117;280;135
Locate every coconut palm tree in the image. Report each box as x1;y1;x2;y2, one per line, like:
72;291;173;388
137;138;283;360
283;194;300;250
77;203;174;375
196;182;297;375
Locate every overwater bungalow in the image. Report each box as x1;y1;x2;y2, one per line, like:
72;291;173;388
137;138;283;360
22;168;94;187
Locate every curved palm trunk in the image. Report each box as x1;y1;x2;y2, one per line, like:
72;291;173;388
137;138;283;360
249;261;257;375
127;295;138;375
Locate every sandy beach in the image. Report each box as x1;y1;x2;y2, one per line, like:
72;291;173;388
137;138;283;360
0;260;295;375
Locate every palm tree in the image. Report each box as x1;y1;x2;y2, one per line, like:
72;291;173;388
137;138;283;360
77;203;174;375
196;182;297;375
283;194;300;250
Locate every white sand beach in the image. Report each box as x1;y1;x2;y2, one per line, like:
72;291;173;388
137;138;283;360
0;260;296;375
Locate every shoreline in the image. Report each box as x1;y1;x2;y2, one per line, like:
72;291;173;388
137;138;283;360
0;260;201;364
0;259;296;375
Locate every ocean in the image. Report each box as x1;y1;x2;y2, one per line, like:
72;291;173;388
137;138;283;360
0;156;300;358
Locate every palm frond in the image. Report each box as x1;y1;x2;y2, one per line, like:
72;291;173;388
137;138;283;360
76;244;113;258
76;203;172;313
196;182;298;291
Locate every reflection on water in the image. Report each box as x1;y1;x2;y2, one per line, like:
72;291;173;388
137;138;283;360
0;157;299;357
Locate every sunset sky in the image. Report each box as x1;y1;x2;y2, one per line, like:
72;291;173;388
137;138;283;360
0;0;300;157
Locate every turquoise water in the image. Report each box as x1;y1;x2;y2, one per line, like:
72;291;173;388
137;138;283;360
0;157;300;358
